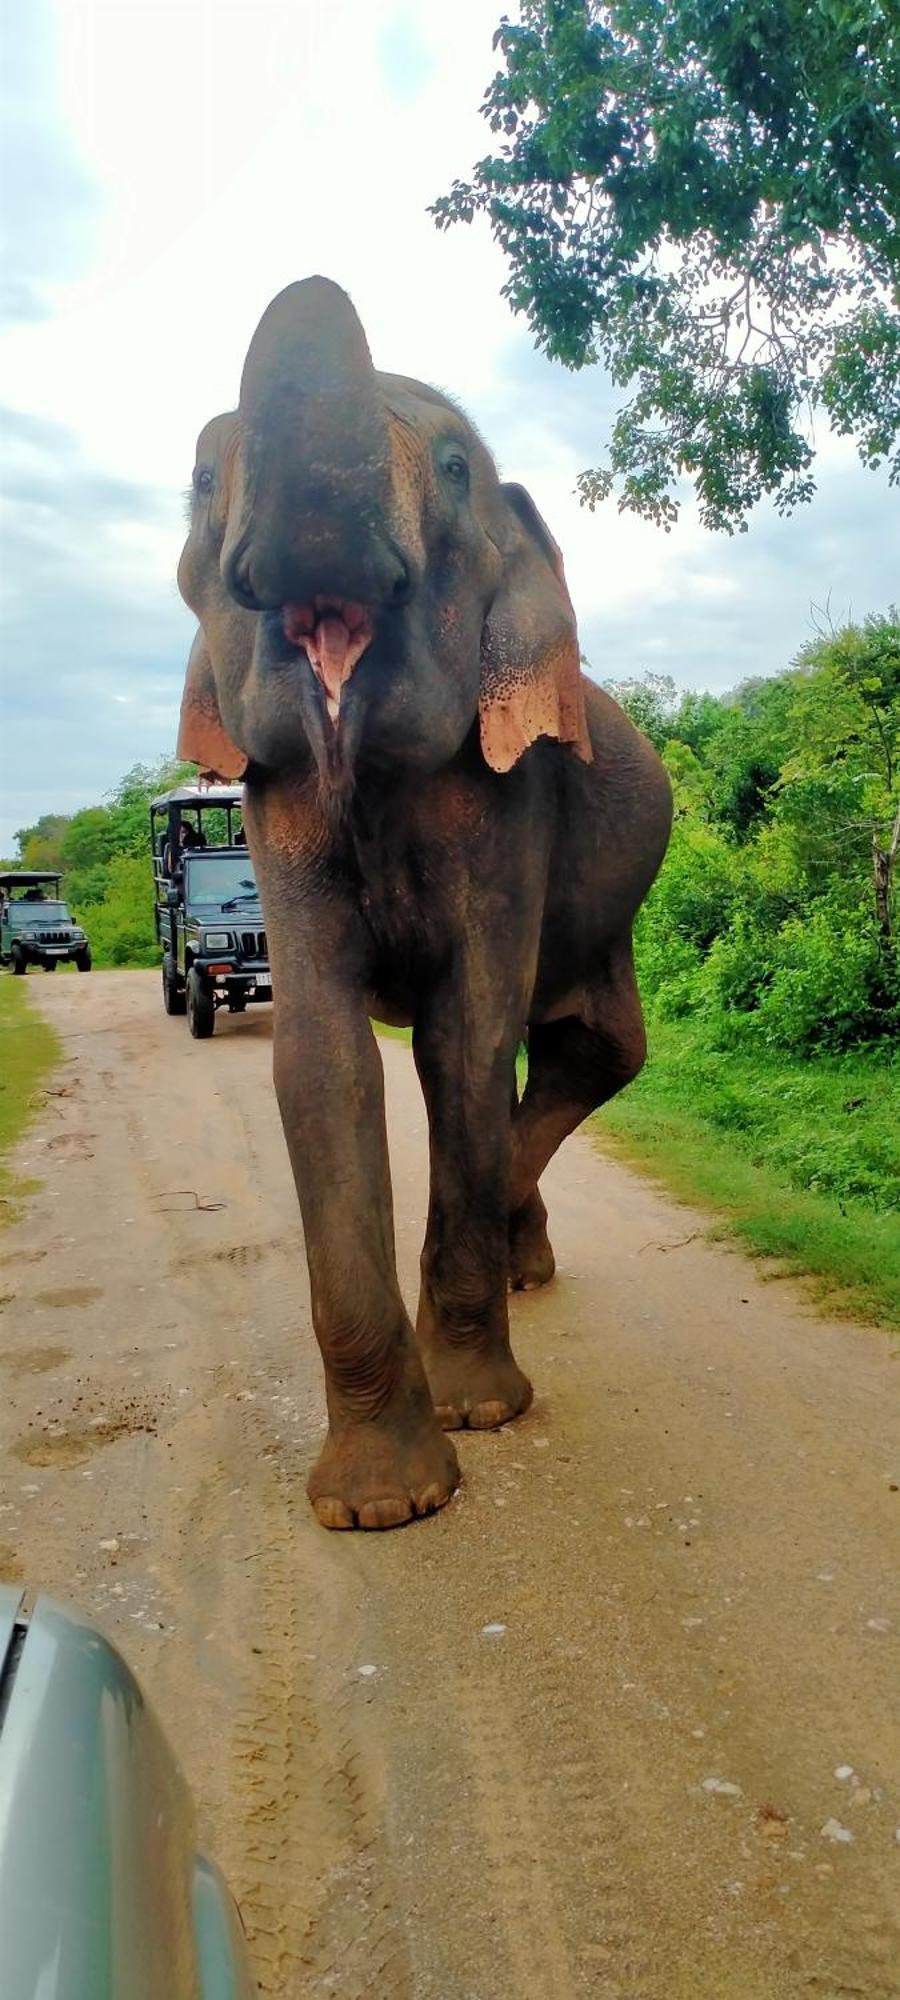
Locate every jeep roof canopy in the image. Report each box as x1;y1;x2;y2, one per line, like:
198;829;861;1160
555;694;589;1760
151;784;246;854
0;872;62;894
150;784;243;812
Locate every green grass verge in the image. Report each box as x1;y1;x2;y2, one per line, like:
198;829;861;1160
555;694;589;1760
0;976;61;1225
593;1020;900;1330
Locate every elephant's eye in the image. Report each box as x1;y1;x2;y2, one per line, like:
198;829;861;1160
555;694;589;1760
194;466;214;499
441;448;470;490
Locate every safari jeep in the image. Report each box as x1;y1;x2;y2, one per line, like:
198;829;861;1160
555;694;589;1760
151;784;272;1038
0;872;91;974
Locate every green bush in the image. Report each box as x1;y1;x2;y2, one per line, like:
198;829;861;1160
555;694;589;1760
609;609;899;1055
700;915;771;1017
14;755;193;970
76;855;158;968
754;904;896;1054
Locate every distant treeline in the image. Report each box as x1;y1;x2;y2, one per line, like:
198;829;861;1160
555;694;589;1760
9;611;899;1036
7;759;192;968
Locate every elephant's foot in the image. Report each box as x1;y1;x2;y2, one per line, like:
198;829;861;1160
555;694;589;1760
420;1338;533;1432
308;1373;460;1531
509;1190;556;1292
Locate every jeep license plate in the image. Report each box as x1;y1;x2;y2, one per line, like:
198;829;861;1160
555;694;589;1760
255;975;271;990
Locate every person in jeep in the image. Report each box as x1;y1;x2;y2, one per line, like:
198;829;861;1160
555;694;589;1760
165;820;208;888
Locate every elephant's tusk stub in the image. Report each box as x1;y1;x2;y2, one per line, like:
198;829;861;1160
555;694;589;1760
284;601;374;725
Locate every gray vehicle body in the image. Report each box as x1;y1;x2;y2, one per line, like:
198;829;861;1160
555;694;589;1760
0;1589;256;1999
0;873;91;974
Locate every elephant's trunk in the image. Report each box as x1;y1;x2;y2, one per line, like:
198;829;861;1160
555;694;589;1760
223;278;407;635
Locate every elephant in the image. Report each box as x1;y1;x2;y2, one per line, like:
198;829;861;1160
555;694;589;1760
176;276;672;1531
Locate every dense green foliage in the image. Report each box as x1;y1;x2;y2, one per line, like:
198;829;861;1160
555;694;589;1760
594;607;899;1326
607;611;900;1054
435;0;900;529
12;758;192;968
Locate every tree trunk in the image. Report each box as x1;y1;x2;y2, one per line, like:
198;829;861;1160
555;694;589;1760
873;800;900;950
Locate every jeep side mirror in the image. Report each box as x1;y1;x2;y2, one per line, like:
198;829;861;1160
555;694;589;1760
167;886;180;909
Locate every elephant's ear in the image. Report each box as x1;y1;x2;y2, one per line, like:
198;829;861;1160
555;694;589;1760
177;629;247;781
479;483;592;773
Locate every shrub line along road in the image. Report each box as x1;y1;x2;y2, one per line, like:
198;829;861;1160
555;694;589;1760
1;971;897;1998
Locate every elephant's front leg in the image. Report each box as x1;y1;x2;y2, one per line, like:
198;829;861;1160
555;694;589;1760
413;994;533;1431
272;1002;459;1528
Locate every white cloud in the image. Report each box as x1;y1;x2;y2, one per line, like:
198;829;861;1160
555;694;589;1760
0;0;897;850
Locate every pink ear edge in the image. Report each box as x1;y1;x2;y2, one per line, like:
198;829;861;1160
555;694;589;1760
177;688;248;782
478;646;593;774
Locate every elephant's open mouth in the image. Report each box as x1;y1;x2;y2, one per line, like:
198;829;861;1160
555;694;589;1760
283;599;375;725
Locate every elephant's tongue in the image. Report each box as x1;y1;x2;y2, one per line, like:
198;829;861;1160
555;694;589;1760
284;603;373;724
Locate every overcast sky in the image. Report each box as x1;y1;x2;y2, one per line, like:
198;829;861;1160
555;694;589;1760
1;0;897;855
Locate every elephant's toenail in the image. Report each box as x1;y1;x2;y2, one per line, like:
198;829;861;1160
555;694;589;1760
313;1496;355;1530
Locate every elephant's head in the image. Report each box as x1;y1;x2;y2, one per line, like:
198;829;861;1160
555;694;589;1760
177;277;591;790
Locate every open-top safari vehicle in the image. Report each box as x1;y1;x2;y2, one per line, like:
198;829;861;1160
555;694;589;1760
0;872;91;975
0;1587;256;1998
151;785;271;1038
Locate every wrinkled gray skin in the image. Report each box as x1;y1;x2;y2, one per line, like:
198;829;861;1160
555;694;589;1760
177;277;672;1531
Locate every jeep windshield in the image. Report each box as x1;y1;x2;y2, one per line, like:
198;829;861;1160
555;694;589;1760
7;902;72;929
183;856;259;908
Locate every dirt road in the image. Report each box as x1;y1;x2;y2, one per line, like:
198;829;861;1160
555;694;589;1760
1;971;897;1997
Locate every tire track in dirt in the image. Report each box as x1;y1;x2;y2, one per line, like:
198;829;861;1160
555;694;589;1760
512;1670;656;1997
146;1130;413;2000
446;1676;579;1999
224;1394;415;2000
366;1473;660;2000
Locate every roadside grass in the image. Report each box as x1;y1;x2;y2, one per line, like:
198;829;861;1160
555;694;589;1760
593;1020;900;1330
0;976;61;1225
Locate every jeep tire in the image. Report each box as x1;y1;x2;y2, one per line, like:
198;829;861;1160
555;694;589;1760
11;945;27;976
187;966;215;1039
162;955;186;1016
75;947;92;973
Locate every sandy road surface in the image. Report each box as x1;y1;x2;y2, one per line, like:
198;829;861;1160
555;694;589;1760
0;970;898;1998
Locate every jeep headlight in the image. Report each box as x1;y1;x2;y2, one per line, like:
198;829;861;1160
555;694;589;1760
203;930;232;951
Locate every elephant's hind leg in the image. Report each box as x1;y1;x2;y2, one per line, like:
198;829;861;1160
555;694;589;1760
512;947;647;1235
507;1079;556;1289
508;1186;556;1291
413;993;533;1433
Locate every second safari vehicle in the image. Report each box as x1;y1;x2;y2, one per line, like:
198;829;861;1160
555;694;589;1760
151;785;271;1038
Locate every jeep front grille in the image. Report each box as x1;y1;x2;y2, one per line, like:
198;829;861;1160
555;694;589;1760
241;930;267;959
39;931;70;943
